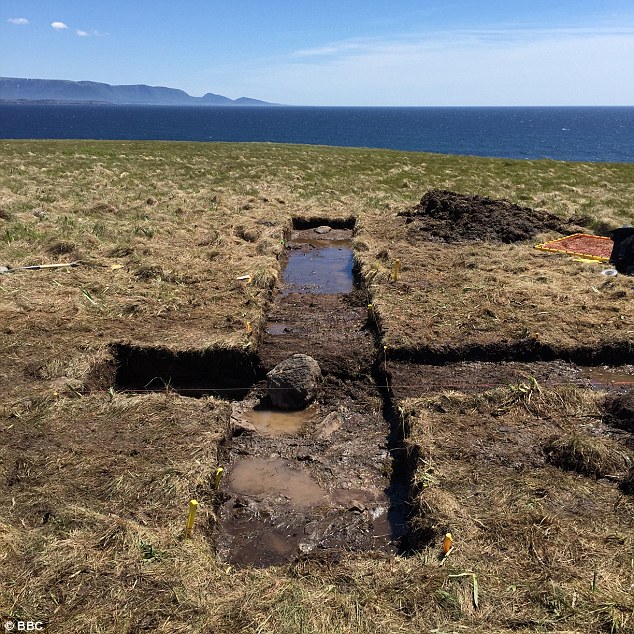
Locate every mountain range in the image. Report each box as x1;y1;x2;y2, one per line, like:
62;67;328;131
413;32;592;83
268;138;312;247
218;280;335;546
0;77;276;106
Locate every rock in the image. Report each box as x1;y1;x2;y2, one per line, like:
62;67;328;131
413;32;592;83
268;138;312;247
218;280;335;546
267;354;321;410
349;500;366;513
231;418;256;436
314;225;332;234
316;411;343;440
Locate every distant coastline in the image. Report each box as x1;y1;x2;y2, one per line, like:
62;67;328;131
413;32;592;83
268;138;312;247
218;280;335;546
0;77;277;107
0;98;114;106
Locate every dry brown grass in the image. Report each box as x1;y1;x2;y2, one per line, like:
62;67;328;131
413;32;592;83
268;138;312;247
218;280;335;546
356;233;634;352
544;432;631;478
403;386;634;633
2;140;634;633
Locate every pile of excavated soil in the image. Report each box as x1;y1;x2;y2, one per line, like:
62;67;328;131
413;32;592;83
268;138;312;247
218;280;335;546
399;189;578;243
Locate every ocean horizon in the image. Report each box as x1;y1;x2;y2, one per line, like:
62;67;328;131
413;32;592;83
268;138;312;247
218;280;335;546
1;104;633;163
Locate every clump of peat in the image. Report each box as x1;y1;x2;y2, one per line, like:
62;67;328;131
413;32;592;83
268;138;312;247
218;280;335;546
602;392;634;432
399;189;579;243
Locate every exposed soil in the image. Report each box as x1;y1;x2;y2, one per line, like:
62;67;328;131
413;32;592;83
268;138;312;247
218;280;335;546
112;344;263;399
603;391;634;432
386;359;634;401
218;379;405;567
398;189;581;243
258;230;374;376
217;226;408;566
259;291;374;376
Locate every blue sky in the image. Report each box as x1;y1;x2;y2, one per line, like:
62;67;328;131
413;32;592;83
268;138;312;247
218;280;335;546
2;0;633;105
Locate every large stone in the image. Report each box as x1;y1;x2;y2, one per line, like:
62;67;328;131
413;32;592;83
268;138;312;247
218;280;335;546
267;354;321;410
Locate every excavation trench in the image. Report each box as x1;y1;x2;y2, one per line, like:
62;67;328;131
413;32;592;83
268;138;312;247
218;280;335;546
385;355;634;402
217;221;409;566
109;344;262;399
100;218;634;565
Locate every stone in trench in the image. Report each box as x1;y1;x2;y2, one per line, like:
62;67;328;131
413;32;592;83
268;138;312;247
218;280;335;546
314;225;332;234
316;411;343;440
267;354;321;410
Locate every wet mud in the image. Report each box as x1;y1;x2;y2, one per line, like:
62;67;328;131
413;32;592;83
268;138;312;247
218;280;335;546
219;382;405;566
259;228;374;376
216;222;634;566
217;224;408;566
387;360;634;401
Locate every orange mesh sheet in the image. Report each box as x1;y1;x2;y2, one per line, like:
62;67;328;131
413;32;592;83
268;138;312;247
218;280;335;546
535;233;613;262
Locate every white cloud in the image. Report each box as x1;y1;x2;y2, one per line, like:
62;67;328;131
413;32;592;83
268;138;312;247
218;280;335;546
8;18;29;25
76;29;107;37
51;21;69;30
294;42;364;58
211;26;634;105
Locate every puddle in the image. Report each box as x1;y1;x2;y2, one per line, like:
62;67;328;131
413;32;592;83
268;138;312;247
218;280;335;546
227;458;327;509
282;241;354;295
266;322;290;335
583;367;634;387
221;456;400;567
243;404;319;436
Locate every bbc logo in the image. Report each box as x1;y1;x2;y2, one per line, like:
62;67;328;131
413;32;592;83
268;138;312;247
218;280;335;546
4;622;45;631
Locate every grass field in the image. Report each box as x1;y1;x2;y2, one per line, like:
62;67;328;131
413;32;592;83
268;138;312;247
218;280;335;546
1;140;633;633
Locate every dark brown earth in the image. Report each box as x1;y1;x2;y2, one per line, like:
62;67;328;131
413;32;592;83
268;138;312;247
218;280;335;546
217;378;405;567
603;391;634;432
386;360;634;402
259;291;374;376
217;227;407;566
398;189;581;243
258;229;375;376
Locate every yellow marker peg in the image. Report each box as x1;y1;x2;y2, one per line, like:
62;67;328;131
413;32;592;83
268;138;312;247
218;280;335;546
443;532;454;554
246;321;252;334
214;467;224;490
392;259;400;282
184;499;198;538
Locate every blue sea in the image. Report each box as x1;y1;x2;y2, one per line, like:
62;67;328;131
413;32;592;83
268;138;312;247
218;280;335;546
0;104;633;163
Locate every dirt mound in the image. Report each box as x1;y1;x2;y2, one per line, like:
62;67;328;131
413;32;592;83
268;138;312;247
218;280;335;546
399;190;575;243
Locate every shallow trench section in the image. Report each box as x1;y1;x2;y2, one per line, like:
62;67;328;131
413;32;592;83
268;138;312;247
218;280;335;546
217;219;409;567
111;344;262;399
385;349;634;402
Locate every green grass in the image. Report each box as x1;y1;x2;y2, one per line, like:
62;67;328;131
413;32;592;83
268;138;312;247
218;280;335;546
2;140;633;225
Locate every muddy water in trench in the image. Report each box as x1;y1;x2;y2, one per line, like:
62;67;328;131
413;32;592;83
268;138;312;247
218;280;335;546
217;227;406;567
282;239;355;296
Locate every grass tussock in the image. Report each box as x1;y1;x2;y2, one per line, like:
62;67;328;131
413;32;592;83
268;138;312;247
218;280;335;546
544;432;631;478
